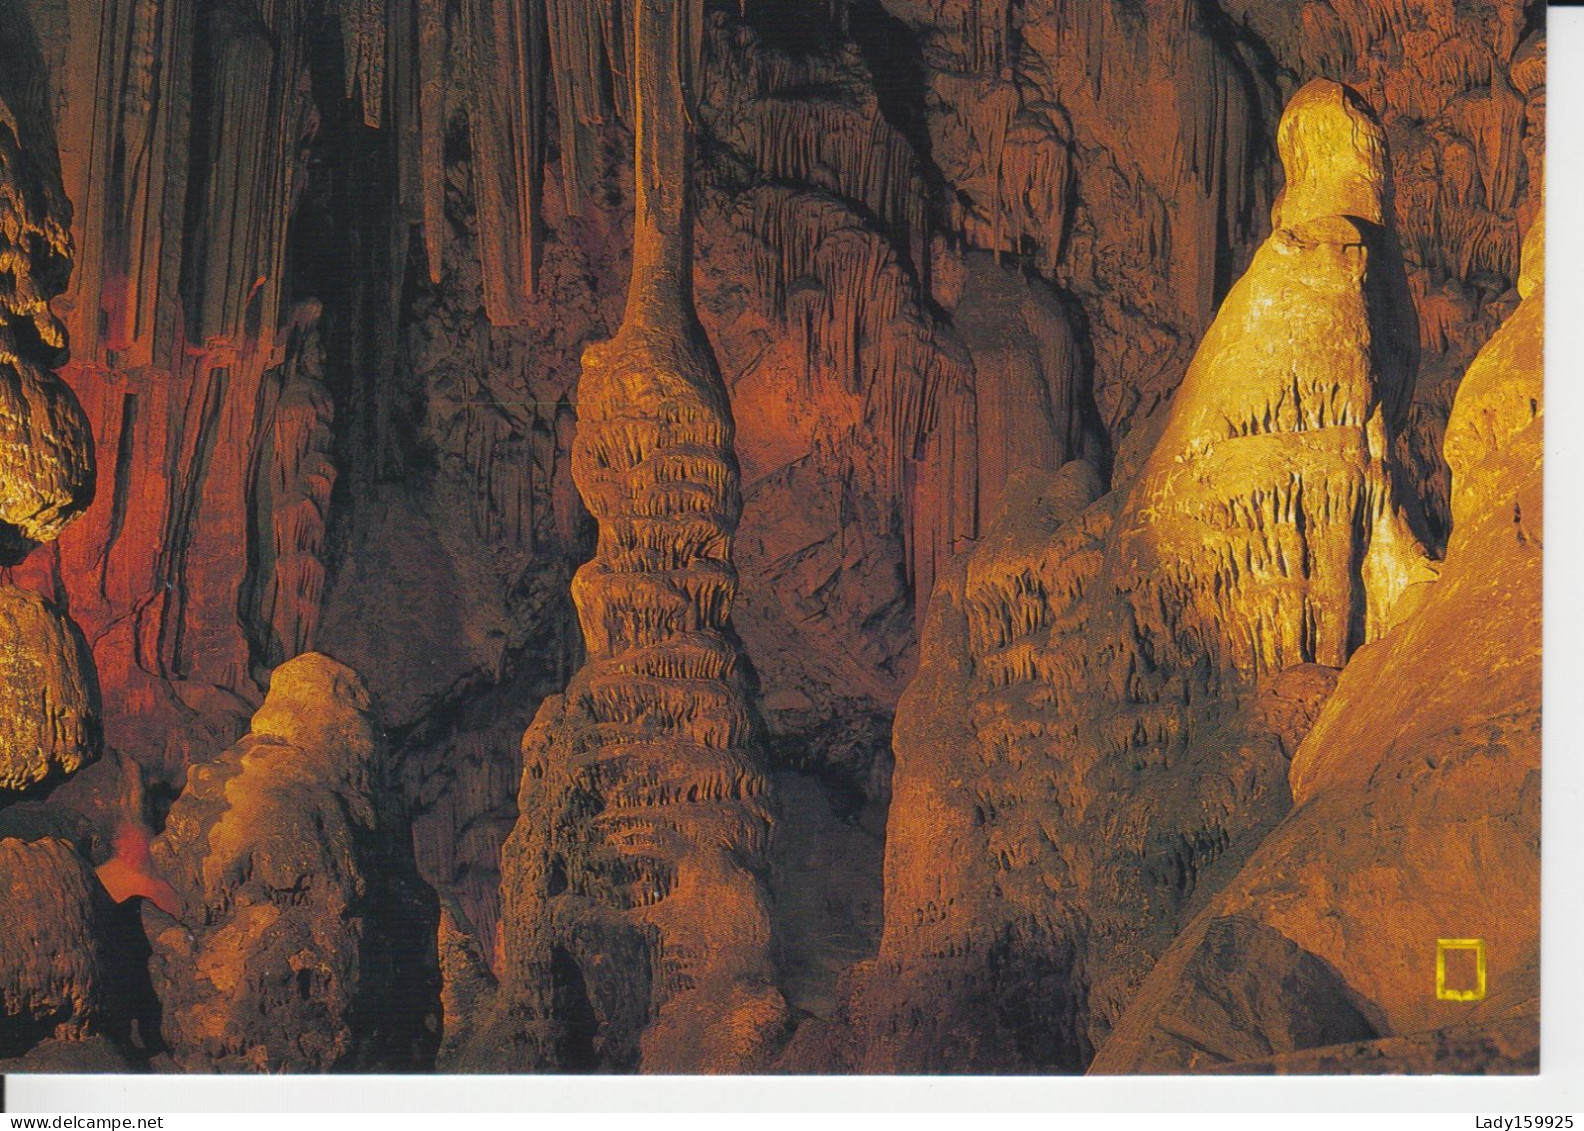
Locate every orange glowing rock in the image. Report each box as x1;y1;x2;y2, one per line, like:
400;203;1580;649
1090;221;1545;1077
94;821;180;917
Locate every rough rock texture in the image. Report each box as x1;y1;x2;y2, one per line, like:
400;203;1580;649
1090;206;1543;1076
23;0;319;777
0;12;124;1068
0;45;91;560
471;0;787;1074
1196;1016;1540;1076
868;0;1281;485
0;364;94;560
147;653;440;1072
0;837;113;1055
0;16;102;798
1219;0;1545;538
0;587;100;792
0;0;1539;1002
848;80;1429;1073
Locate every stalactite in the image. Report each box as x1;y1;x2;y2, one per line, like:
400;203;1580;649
730;185;978;607
463;0;546;322
705;16;929;265
183;2;309;352
417;0;446;281
45;0;195;372
544;0;624;217
338;0;387;128
247;301;337;669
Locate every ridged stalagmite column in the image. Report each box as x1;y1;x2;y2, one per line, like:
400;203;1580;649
484;0;786;1073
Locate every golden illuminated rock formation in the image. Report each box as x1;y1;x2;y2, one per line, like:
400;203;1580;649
0;588;100;792
0;92;91;558
147;653;440;1072
0;37;121;1069
480;0;786;1073
1114;79;1429;682
855;79;1429;1072
0;366;94;558
0;78;100;796
1091;206;1544;1075
0;0;1544;1077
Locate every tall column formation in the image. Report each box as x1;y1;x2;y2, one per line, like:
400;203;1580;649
482;0;787;1073
856;80;1430;1072
0;70;99;794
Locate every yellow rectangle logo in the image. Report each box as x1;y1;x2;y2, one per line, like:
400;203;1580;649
1436;938;1487;1001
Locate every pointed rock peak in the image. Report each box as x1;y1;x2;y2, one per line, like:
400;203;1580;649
1273;80;1391;230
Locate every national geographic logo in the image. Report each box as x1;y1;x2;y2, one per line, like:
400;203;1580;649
1436;938;1487;1002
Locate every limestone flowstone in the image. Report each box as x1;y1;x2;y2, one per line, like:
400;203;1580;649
147;653;440;1072
1091;205;1545;1075
475;0;787;1074
854;79;1430;1072
0;587;101;793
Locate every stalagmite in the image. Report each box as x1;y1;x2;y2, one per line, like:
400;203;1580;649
0;839;115;1049
0;588;100;792
148;654;440;1072
1092;205;1545;1075
0;0;1542;1078
477;0;786;1073
855;80;1429;1073
1114;78;1429;678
